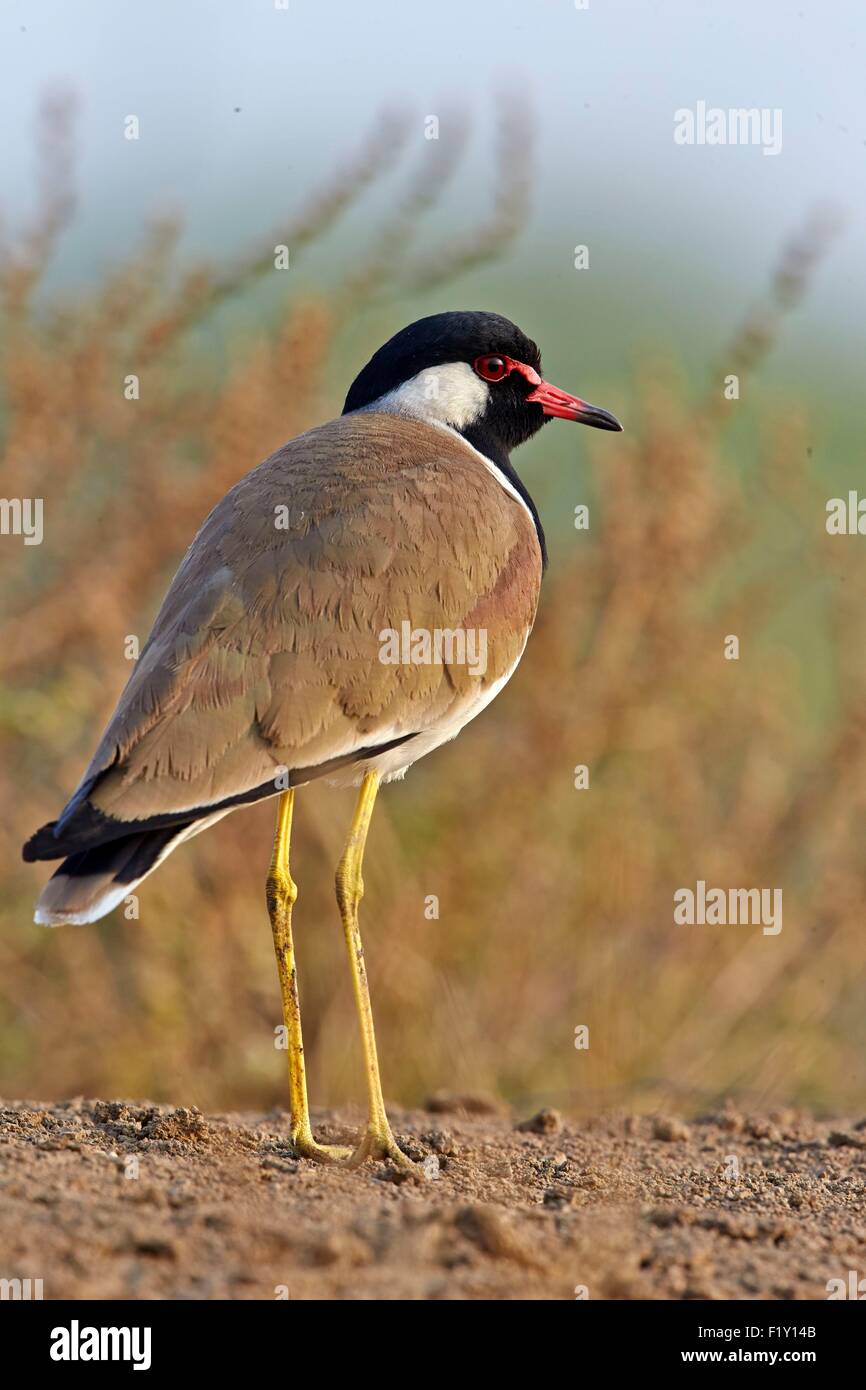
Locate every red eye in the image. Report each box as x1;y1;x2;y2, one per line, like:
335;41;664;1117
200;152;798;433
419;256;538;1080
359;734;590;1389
474;354;510;382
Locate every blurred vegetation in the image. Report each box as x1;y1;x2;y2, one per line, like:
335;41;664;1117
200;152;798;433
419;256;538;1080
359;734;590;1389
1;95;864;1118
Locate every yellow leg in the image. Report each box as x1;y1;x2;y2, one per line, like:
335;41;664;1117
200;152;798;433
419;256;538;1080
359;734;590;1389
336;772;419;1173
267;790;351;1164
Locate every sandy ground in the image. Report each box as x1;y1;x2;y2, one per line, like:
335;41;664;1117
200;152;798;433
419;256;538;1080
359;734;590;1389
1;1096;865;1301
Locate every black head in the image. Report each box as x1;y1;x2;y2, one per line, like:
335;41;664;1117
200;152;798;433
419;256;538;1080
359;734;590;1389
343;310;621;466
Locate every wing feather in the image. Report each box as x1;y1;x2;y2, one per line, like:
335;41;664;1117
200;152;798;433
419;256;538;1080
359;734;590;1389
58;412;542;829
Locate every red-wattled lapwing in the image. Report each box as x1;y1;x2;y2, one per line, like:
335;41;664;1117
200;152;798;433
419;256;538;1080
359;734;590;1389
24;311;621;1172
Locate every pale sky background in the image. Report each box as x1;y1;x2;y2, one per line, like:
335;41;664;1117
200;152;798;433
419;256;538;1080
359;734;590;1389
0;0;863;420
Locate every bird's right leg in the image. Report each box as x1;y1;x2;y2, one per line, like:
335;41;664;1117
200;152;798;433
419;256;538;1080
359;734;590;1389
334;772;420;1174
267;789;351;1164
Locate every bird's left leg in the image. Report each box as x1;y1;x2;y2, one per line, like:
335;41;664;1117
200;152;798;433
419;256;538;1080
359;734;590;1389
267;789;351;1164
335;771;420;1174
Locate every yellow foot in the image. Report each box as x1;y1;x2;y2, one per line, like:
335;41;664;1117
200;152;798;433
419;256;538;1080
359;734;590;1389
291;1131;354;1165
347;1124;425;1177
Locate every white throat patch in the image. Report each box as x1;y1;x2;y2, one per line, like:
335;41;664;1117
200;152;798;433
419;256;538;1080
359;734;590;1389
364;361;489;431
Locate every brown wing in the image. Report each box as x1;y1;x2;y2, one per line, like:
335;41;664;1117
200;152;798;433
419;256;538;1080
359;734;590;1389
53;412;543;832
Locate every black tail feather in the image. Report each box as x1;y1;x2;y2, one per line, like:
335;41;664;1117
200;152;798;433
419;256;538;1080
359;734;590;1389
33;824;190;925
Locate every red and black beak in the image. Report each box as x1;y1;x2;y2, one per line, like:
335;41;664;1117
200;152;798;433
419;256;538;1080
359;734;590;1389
474;354;623;432
525;377;623;432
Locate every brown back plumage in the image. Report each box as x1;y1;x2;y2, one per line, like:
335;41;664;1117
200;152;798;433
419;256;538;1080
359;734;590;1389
29;411;542;859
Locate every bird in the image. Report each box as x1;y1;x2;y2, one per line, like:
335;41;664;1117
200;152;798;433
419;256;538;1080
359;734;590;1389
23;310;622;1173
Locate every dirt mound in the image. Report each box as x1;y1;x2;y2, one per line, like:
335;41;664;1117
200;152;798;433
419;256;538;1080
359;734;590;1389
1;1098;864;1300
